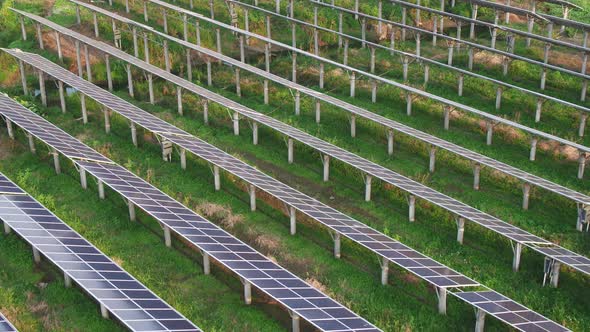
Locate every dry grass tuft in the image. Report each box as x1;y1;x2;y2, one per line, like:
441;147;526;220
197;203;243;229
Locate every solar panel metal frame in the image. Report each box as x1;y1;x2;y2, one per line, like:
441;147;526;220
0;312;18;332
64;1;590;212
0;94;379;332
0;173;201;332
1;53;574;332
533;0;583;9
388;0;590;51
12;9;590;282
230;0;590;76
138;0;590;154
7;48;482;291
451;0;548;19
0;95;113;164
458;0;590;30
77;161;382;332
223;0;590;116
454;290;570;332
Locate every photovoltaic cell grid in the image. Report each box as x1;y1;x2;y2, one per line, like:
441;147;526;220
2;51;189;138
160;133;480;289
6;47;481;291
83;1;590;207
384;0;590;64
17;0;590;158
75;161;379;332
0;91;379;331
0;95;112;164
0;175;26;195
3;54;571;332
144;0;590;156
529;245;590;275
107;4;581;244
458;0;590;30
0;312;17;332
2;10;572;332
12;10;590;277
146;0;590;207
455;291;569;332
0;174;201;332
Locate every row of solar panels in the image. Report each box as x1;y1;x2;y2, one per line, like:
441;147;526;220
47;0;590;280
241;0;590;107
0;46;570;331
0;92;379;331
459;0;590;31
135;0;590;179
229;0;590;134
2;1;588;330
6;49;481;293
81;0;590;227
0;1;584;330
9;0;585;304
0;171;201;331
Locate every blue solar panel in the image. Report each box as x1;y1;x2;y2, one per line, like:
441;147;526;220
0;173;201;332
0;312;17;332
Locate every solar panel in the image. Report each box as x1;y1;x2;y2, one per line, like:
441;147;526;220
11;11;589;281
0;48;571;332
16;5;590;160
5;47;482;291
0;173;201;332
458;0;590;30
212;0;590;80
47;2;590;213
226;0;590;112
0;95;112;164
161;134;480;288
0;95;379;332
74;161;379;332
387;0;590;51
0;312;17;332
454;291;569;332
530;245;590;274
3;51;484;308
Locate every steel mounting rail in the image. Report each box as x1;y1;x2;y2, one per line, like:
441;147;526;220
76;0;590;231
11;8;590;288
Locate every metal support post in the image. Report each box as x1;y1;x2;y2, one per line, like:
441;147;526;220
512;242;523;271
249;185;256;211
409;195;416;221
214;165;220;191
365;175;372;202
289;206;296;235
288;138;294;164
473;163;481;190
522;182;531;210
456;217;465;244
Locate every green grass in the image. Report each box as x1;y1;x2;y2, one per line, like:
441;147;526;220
1;0;590;331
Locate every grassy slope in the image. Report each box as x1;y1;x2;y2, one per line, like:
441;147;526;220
0;0;589;331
